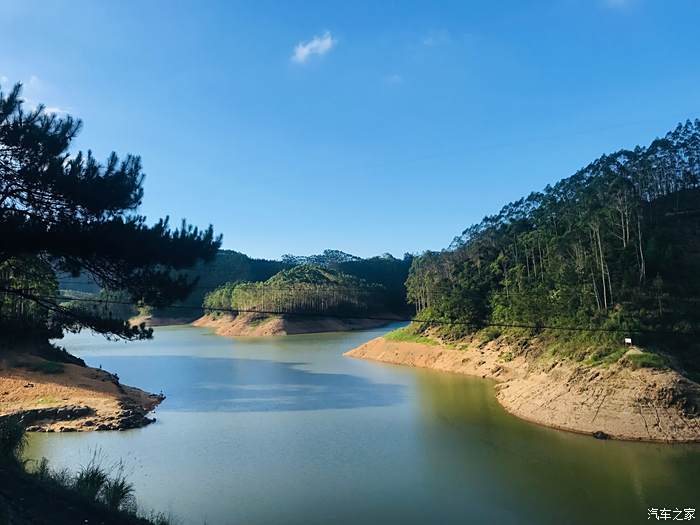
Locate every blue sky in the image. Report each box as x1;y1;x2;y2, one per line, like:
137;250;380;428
2;0;699;259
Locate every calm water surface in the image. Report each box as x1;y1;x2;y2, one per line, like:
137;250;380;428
25;325;700;525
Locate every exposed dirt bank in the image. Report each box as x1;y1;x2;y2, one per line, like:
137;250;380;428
193;312;391;336
345;337;700;443
130;315;196;327
0;353;163;432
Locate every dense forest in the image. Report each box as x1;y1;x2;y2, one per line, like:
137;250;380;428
57;249;413;321
140;250;287;319
282;250;413;313
203;265;390;317
406;120;700;371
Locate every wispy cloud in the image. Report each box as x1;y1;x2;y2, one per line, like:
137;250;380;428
12;74;72;115
28;74;41;89
44;106;70;115
291;31;336;64
0;75;8;85
603;0;632;8
422;29;450;47
383;74;403;85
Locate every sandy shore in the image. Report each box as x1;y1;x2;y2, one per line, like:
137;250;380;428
345;336;700;443
0;353;163;432
193;312;391;336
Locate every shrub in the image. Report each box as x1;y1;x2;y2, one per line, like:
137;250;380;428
101;465;135;512
479;327;501;344
33;457;51;481
74;452;109;501
384;326;436;345
0;416;26;462
627;352;669;369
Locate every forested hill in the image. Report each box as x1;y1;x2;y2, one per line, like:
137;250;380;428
140;250;287;318
203;264;389;316
282;250;413;312
59;249;413;320
406;119;700;372
160;250;412;318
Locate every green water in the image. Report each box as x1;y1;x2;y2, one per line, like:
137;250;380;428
25;325;700;525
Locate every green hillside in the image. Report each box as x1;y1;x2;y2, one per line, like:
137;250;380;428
405;120;700;374
204;264;387;316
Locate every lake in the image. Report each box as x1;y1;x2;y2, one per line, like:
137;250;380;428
25;325;700;525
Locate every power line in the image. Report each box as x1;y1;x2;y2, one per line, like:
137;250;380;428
7;290;700;337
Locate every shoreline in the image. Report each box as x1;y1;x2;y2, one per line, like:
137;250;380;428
345;336;700;443
0;353;163;432
193;312;391;337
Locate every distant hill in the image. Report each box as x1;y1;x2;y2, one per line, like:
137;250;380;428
281;249;361;266
60;248;413;322
203;264;388;316
279;250;414;313
145;250;288;319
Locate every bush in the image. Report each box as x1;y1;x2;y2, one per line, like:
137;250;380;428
479;327;502;344
384;326;436;345
0;416;26;463
101;465;135;512
627;352;669;369
6;434;177;525
33;457;51;481
74;452;110;501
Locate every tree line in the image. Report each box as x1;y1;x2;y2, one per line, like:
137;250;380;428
406;120;700;370
203;265;387;316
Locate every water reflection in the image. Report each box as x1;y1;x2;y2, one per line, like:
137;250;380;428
412;369;700;524
25;327;700;525
96;355;405;412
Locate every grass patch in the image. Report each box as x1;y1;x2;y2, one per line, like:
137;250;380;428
35;396;61;406
499;350;514;362
626;352;669;370
478;327;502;344
585;346;628;367
384;327;437;345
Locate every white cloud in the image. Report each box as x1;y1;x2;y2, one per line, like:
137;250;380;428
0;75;8;85
44;106;69;115
13;74;72;115
291;31;336;64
